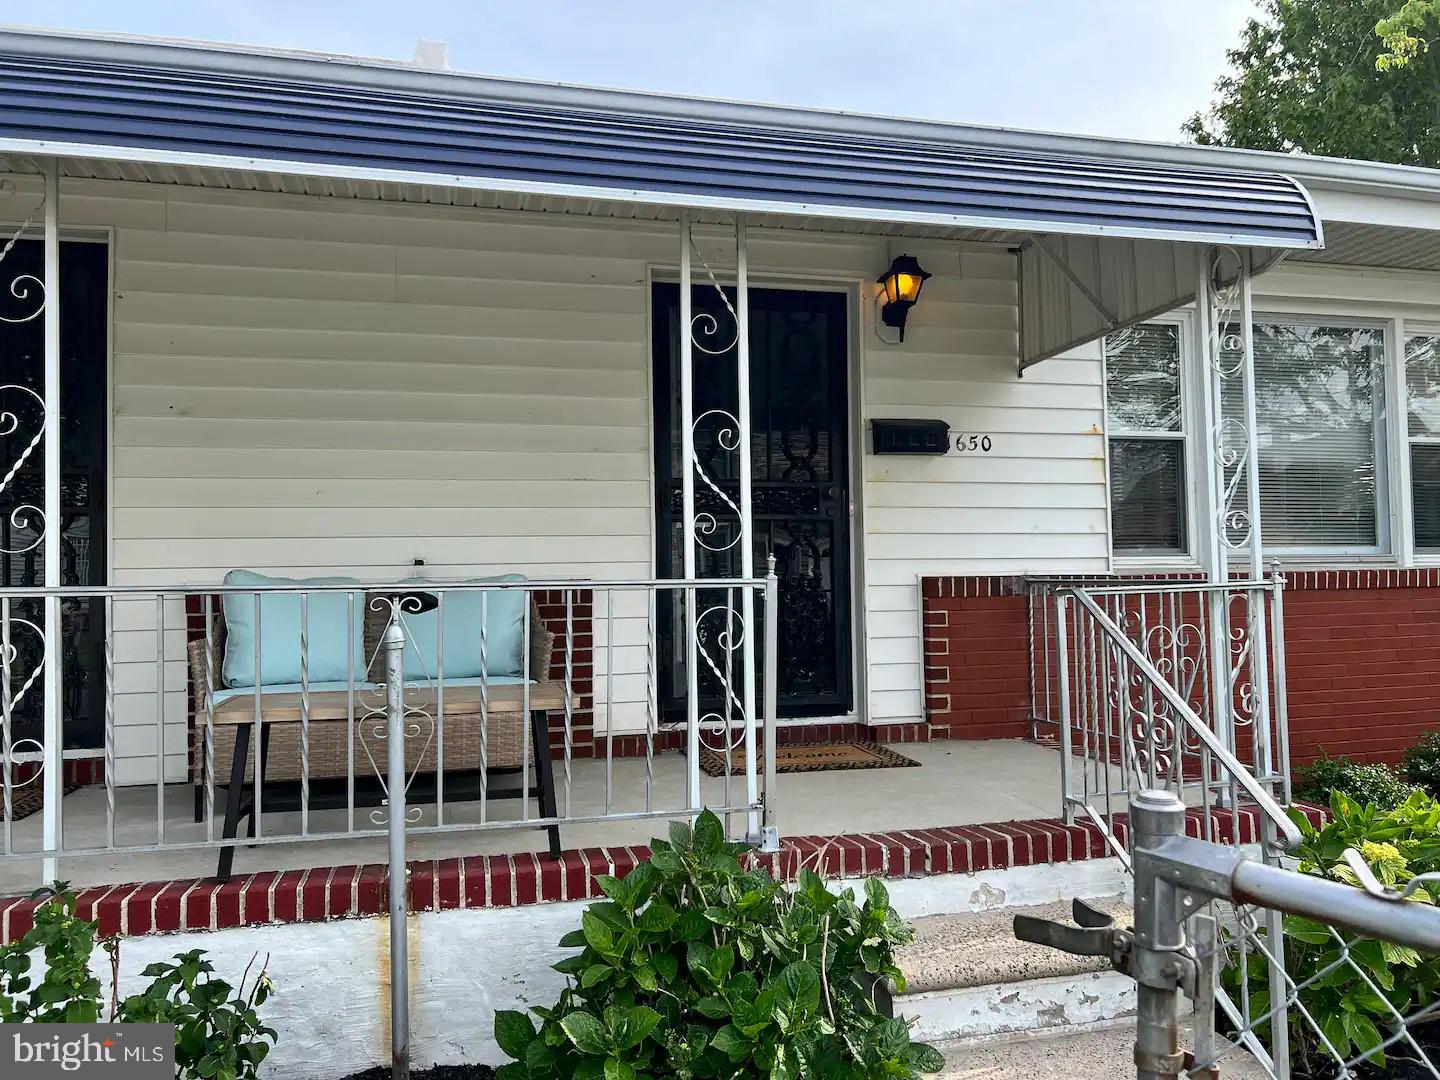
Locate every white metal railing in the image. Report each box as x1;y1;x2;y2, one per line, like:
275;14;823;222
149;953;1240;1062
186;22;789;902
0;574;780;884
1031;575;1306;1076
1028;576;1295;859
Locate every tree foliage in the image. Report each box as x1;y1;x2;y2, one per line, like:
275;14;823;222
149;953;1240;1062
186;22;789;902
1184;0;1440;165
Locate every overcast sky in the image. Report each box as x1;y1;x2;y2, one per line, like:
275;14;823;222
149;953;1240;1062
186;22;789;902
23;1;1256;143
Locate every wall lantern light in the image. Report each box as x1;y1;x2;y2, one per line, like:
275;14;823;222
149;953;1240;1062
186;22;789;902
876;254;931;342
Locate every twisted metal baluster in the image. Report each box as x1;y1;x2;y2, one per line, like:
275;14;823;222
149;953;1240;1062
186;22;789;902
201;596;214;840
563;589;574;820
107;595;117;849
436;591;445;827
645;587;655;814
478;593;489;822
604;589;615;816
346;590;356;833
155;595;166;844
300;593;310;836
522;592;532;821
2;597;11;855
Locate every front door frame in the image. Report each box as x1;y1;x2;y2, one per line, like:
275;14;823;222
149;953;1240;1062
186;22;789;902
644;261;867;726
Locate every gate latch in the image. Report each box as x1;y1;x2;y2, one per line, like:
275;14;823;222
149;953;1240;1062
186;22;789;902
1012;898;1133;976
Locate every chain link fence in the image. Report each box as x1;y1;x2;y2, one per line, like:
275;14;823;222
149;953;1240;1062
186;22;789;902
1017;791;1440;1080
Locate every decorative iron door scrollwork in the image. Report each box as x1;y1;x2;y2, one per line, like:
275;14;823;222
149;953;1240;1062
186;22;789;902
652;283;853;719
0;238;110;755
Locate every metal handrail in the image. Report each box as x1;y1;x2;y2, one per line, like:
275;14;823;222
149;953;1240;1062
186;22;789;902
1058;578;1278;597
1065;587;1302;854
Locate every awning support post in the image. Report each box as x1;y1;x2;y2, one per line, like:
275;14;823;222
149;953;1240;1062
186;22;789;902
41;158;61;885
676;214;758;837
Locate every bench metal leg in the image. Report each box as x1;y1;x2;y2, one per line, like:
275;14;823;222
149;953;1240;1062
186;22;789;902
530;709;562;859
216;724;251;881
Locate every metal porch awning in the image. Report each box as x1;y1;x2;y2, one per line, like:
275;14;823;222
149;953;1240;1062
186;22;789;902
0;29;1325;366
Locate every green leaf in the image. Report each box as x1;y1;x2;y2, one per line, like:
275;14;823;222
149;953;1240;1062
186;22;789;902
582;910;617;957
652;951;679;984
603;1059;636;1080
1346;1012;1386;1066
493;1010;537;1060
668;819;693;852
1320;1011;1351;1058
581;964;613;989
873;1017;911;1059
908;1042;947;1072
710;1024;751;1062
560;1010;611;1056
674;908;710;941
693;809;725;856
620;1005;661;1049
636;898;677;933
554;954;589;976
776;961;821;1016
703;905;736;927
864;876;889;912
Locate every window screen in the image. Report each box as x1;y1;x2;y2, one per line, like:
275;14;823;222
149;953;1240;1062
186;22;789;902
1105;323;1186;553
1222;322;1384;550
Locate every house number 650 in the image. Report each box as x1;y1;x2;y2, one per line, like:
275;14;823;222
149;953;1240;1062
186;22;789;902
954;434;993;452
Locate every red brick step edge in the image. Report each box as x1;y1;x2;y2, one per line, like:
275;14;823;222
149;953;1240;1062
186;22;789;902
0;804;1324;943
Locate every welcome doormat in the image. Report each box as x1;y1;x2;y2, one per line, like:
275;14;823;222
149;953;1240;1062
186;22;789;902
3;779;81;822
698;740;920;777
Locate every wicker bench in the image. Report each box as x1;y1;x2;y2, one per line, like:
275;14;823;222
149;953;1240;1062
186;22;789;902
187;594;567;879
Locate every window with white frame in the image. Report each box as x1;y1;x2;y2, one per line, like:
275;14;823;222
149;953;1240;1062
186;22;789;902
1222;319;1387;552
1105;322;1187;554
1406;331;1440;552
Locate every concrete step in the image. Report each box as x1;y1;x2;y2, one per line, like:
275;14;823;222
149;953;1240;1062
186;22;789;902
898;895;1132;994
938;1021;1271;1079
895;895;1137;1044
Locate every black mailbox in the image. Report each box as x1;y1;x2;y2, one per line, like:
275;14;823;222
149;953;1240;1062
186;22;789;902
870;419;950;456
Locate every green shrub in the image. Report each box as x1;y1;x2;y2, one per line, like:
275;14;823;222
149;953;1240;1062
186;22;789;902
0;885;277;1080
1292;751;1419;810
493;809;944;1080
1403;730;1440;798
1225;789;1440;1074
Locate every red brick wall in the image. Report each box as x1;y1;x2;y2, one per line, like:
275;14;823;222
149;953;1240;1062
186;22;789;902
921;569;1440;764
1284;573;1440;764
922;576;1032;740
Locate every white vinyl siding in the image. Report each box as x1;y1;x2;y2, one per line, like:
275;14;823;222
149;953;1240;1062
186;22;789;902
7;176;1113;778
861;246;1109;722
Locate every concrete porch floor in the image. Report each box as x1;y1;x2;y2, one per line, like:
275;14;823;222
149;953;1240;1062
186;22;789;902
0;738;1085;894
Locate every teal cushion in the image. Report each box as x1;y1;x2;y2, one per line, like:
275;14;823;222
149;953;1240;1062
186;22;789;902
391;575;527;679
222;571;365;688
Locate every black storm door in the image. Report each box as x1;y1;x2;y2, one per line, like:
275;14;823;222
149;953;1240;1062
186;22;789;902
652;284;853;719
0;239;109;751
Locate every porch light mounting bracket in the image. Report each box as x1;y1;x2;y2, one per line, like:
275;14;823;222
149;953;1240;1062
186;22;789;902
874;254;931;345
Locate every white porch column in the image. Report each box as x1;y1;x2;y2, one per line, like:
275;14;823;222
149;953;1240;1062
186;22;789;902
734;215;759;840
41;158;62;882
679;210;700;809
1194;247;1233;766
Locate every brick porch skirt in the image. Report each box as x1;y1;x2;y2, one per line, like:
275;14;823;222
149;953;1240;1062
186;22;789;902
0;803;1321;943
923;568;1440;765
